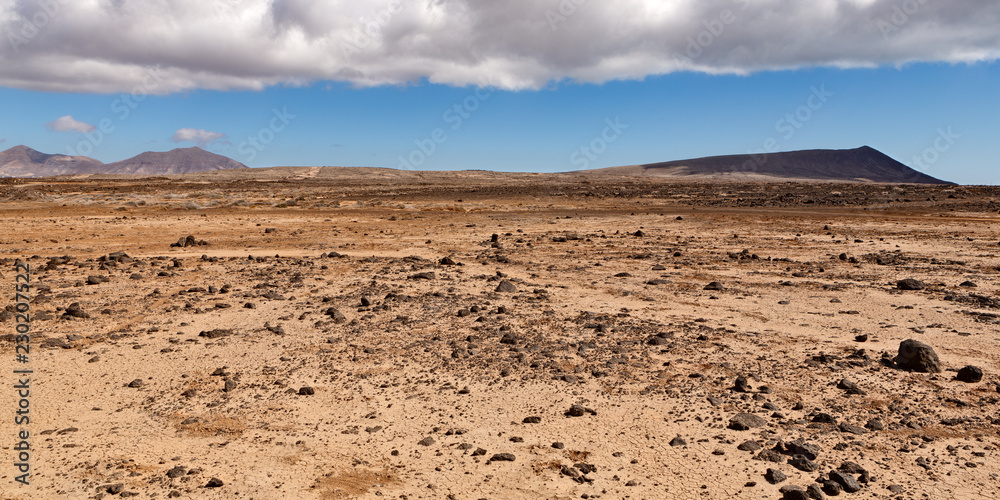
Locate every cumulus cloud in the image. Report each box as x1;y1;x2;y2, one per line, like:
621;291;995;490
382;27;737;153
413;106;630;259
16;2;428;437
172;128;226;147
46;115;96;133
1;0;998;93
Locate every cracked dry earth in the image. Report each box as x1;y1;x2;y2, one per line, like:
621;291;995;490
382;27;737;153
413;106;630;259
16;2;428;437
1;176;1000;499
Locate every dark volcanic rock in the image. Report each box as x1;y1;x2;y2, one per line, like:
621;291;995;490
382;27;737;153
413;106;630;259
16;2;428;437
788;455;819;472
783;440;820;460
896;278;925;290
198;329;234;339
733;375;751;392
779;485;810;500
956;365;983;383
704;281;724;291
565;404;597;417
495;280;517;293
755;449;785;463
729;412;767;430
765;468;787;484
489;453;515;462
829;470;862;493
63;302;90;319
895;339;942;373
837;378;866;395
324;307;348;323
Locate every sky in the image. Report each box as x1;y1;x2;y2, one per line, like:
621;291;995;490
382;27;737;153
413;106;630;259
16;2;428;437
0;0;998;184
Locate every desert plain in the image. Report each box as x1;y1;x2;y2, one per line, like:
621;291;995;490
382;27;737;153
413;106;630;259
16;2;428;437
1;169;999;499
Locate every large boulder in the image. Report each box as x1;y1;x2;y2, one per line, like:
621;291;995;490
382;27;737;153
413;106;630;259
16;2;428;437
729;412;767;430
896;279;925;290
895;339;941;373
956;365;983;383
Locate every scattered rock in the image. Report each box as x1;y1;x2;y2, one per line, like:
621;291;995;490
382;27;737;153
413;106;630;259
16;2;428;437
166;466;186;479
733;375;751;392
956;365;983;383
765;468;787;484
565;404;597;417
896;279;925;290
495;280;517;293
788;455;819;472
829;470;862;493
489;453;515;462
171;235;209;248
323;307;347;323
779;485;809;500
895;339;942;373
729;412;767;430
63;303;90;319
837;378;866;395
199;329;234;339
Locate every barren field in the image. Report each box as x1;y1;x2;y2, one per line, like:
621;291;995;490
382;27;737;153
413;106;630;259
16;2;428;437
1;173;999;500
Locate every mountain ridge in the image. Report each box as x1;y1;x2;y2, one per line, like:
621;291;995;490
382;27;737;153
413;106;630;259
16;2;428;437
0;146;248;177
585;146;951;184
1;145;952;184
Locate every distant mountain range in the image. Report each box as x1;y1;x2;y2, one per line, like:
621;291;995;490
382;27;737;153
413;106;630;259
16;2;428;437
1;144;951;184
0;145;248;177
586;146;951;184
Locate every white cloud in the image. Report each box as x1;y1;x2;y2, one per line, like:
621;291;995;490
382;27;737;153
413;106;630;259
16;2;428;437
1;0;998;93
46;115;96;133
172;128;226;147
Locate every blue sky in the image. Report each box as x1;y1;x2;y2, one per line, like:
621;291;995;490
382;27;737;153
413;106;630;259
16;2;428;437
1;1;998;184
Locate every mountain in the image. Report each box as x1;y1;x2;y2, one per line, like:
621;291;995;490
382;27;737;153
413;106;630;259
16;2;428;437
0;146;248;177
103;147;248;175
0;145;105;177
586;146;952;184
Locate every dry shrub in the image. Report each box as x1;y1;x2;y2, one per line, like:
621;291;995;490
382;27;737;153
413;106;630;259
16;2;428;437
313;469;400;499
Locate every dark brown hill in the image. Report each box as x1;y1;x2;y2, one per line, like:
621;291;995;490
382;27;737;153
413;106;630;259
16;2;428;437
587;146;951;184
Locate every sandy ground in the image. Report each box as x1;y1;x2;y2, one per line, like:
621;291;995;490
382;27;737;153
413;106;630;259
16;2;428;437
1;174;999;499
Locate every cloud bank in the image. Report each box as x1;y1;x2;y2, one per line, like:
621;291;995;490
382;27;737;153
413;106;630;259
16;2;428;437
172;128;226;147
2;0;998;94
46;115;96;133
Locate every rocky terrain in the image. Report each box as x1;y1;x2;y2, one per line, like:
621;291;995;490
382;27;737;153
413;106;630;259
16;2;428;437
0;173;998;499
